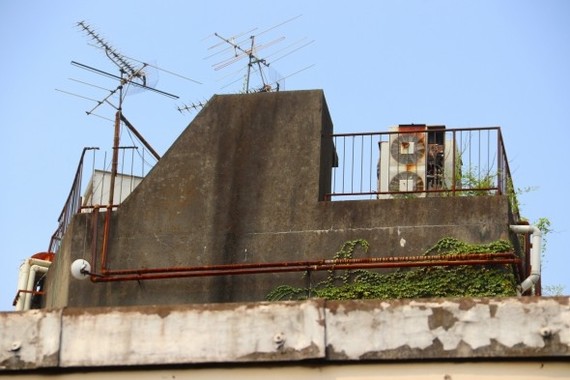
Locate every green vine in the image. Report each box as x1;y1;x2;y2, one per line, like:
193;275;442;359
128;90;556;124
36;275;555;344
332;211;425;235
326;239;369;285
266;238;517;301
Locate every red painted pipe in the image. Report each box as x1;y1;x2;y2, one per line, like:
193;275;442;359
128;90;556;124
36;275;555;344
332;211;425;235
90;256;520;283
12;289;46;306
89;195;519;284
96;252;517;276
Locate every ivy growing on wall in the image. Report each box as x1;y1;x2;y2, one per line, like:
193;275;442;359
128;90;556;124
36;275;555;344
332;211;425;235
266;238;518;301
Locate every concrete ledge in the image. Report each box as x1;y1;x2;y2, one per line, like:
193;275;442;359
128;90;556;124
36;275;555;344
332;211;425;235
0;309;61;370
59;300;326;367
326;297;570;360
1;297;569;371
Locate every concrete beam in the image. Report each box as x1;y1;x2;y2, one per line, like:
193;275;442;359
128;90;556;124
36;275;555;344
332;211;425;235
1;297;569;371
0;309;61;370
325;297;570;360
60;300;326;367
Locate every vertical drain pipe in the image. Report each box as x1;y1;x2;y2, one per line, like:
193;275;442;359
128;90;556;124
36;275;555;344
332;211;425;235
510;224;542;295
15;258;52;311
23;264;49;310
15;260;32;311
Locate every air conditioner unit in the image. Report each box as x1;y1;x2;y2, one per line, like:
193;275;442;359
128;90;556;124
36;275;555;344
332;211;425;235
82;169;144;209
378;125;457;198
378;125;427;199
426;138;459;192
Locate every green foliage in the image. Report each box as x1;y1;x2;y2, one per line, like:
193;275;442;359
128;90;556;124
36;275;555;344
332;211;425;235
460;167;496;196
535;217;552;255
424;237;512;255
533;216;564;295
326;239;369;285
266;238;518;301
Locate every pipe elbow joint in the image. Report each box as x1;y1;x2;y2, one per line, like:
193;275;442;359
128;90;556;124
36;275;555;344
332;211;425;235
518;273;540;295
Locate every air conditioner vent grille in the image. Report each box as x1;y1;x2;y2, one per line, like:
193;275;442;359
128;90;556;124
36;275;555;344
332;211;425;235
390;134;426;165
388;171;425;193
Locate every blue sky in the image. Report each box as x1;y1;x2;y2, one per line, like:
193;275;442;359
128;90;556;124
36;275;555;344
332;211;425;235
1;1;568;310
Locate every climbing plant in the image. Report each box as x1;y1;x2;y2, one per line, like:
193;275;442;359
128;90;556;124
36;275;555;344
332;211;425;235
266;238;518;301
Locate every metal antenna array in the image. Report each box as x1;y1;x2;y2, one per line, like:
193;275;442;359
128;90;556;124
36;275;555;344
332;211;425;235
77;21;139;79
177;100;208;114
65;21;184;116
213;15;313;93
57;21;200;210
58;21;201;118
178;15;314;114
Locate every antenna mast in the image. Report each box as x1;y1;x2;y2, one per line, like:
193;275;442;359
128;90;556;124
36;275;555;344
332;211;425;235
205;15;314;94
76;21;136;209
68;21;186;208
212;32;278;93
178;16;314;115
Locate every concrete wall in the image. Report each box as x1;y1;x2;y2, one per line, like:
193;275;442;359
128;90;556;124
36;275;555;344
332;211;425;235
44;90;516;308
2;297;569;374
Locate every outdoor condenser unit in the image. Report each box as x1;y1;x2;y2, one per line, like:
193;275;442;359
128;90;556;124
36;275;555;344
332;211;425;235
378;125;456;198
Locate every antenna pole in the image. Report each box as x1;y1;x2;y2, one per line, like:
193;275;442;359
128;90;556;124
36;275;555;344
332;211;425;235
246;37;255;93
108;72;124;208
208;17;305;93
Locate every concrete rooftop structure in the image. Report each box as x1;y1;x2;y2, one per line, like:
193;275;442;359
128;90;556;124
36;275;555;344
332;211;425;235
43;90;518;308
2;90;569;378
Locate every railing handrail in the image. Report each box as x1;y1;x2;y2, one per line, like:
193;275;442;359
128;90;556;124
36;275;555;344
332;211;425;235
330;126;501;138
327;126;519;220
48;147;98;253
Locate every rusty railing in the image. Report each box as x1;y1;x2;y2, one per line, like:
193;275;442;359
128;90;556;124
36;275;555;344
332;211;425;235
328;126;517;208
47;117;160;254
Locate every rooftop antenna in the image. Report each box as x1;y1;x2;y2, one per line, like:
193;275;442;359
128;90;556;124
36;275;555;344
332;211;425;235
58;21;199;209
204;15;314;94
177;99;208;114
178;16;314;115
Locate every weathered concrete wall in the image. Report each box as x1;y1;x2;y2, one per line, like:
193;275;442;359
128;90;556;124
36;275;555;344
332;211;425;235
1;297;569;372
45;90;516;308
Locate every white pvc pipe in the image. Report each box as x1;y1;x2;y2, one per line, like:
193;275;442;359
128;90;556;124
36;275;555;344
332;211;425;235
510;224;542;295
15;258;52;311
15;261;31;311
23;265;49;311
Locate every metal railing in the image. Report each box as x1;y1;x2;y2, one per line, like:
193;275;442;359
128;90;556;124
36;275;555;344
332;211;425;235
328;126;517;207
48;147;96;253
47;140;159;254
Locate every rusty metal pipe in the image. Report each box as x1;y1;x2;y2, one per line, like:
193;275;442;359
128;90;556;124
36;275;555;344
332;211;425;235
97;252;516;276
100;207;112;272
90;257;520;283
12;289;46;307
98;110;122;273
90;206;100;276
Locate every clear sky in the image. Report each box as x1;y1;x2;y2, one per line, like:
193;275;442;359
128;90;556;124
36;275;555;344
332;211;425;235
1;1;568;311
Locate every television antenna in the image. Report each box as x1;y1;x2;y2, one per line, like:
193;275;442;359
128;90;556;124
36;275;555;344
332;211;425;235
57;21;200;208
60;21;202;115
178;15;314;114
177;99;208;114
208;15;313;93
